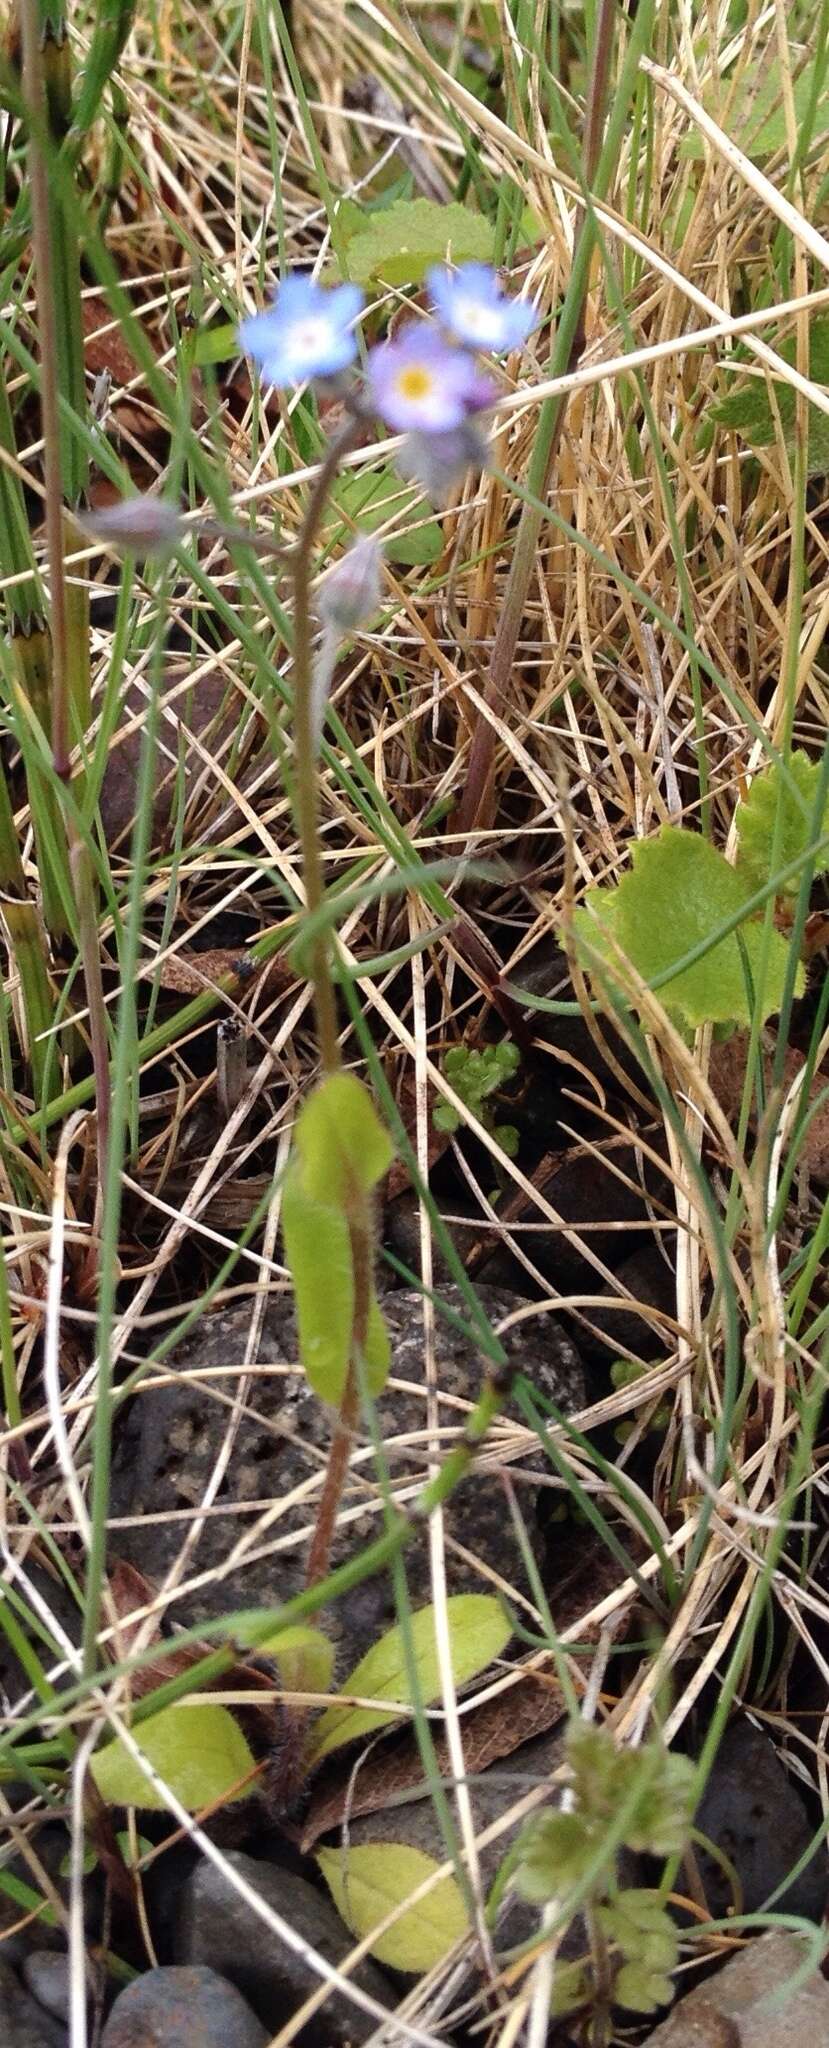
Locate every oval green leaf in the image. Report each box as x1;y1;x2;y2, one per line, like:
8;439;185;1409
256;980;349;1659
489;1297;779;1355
317;1842;469;1972
309;1594;511;1763
295;1074;394;1207
90;1702;255;1813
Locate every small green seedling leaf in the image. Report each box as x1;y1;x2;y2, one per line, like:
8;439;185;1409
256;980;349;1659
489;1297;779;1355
712;318;829;479
317;1843;469;1971
735;751;829;893
327;469;443;568
115;1831;154;1866
90;1702;256;1813
343;199;494;287
573;824;801;1028
310;1594;511;1762
681;50;829;163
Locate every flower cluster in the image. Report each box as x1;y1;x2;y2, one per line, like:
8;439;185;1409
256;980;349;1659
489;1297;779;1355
239;262;538;501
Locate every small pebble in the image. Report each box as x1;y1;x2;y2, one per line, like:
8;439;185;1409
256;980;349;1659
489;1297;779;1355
22;1951;71;2023
102;1965;268;2047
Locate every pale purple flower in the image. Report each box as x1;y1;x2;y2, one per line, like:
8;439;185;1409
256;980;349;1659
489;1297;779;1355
318;534;383;631
398;418;490;505
366;326;495;435
77;495;184;555
427;263;539;354
239;273;364;386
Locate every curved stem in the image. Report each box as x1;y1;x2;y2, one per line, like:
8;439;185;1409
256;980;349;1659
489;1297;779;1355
291;416;363;1075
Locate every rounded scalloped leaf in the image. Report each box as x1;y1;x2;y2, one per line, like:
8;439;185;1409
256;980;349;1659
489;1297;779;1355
573;825;802;1027
342;199;494;288
317;1843;469;1972
735;751;829;894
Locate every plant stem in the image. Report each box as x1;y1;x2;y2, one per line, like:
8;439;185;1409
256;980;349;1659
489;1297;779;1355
305;1202;371;1590
290;416;362;1076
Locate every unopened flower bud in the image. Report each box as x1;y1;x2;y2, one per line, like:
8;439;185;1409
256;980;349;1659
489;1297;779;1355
317;533;382;632
77;495;185;556
398;418;490;506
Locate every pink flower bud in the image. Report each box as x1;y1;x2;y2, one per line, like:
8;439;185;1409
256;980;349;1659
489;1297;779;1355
77;496;185;555
317;534;382;631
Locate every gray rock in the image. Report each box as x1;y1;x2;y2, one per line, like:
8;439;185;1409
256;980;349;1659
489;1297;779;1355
0;1957;67;2046
642;1928;829;2045
175;1850;394;2045
102;1965;268;2047
22;1950;71;2022
693;1720;828;1922
110;1287;584;1663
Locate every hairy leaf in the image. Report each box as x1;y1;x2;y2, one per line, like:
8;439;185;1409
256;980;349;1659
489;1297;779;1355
309;1594;511;1763
90;1702;256;1813
735;751;829;893
294;1074;393;1207
317;1843;469;1971
573;824;801;1027
281;1168;390;1406
248;1623;335;1694
343;199;494;287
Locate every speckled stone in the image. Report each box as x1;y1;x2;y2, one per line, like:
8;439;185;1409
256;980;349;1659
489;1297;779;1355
109;1288;584;1662
101;1966;267;2047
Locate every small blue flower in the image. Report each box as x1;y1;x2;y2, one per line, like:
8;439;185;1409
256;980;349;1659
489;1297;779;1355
427;263;538;354
239;273;365;387
367;326;495;435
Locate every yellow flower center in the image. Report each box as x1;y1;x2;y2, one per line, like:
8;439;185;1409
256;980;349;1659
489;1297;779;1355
396;365;433;401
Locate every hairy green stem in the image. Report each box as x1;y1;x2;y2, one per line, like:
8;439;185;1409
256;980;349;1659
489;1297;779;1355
291;416;362;1076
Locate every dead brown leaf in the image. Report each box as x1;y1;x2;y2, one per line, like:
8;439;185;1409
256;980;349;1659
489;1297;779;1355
710;1034;829;1184
300;1667;566;1852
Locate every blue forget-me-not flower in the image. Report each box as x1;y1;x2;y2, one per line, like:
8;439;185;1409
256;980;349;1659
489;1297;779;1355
240;274;365;387
427;263;538;354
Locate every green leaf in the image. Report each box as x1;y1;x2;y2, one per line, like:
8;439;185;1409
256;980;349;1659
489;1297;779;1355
573;824;802;1028
281;1168;390;1406
258;1624;335;1694
90;1702;255;1813
712;318;829;478
295;1075;393;1207
735;751;829;893
317;1843;469;1972
309;1594;511;1762
713;50;829;160
514;1810;594;1901
194;321;238;367
342;199;494;288
281;1170;353;1405
326;469;443;568
115;1831;154;1866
